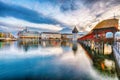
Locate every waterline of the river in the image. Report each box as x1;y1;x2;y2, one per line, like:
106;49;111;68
0;40;119;80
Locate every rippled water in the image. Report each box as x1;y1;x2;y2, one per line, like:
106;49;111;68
0;39;119;80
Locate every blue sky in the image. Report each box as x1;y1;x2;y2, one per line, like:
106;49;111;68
0;0;120;33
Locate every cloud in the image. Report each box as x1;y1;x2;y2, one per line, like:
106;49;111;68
34;0;120;30
0;1;63;24
0;17;62;32
0;0;120;32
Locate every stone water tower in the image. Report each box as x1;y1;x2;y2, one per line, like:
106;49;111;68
72;26;78;41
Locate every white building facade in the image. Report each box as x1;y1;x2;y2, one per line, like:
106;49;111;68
18;28;40;39
41;32;61;40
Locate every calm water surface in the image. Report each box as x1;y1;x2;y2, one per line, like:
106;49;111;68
0;39;119;80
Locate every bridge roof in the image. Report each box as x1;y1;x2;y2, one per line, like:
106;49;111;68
79;18;119;40
93;18;119;30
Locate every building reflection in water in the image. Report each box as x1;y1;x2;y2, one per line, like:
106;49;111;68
41;40;61;47
18;38;117;76
72;42;78;54
17;39;74;52
0;41;14;49
0;40;119;80
80;41;119;78
4;39;116;73
18;39;40;52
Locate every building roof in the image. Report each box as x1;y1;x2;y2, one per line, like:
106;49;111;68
41;32;60;34
79;18;119;40
18;28;40;36
61;33;72;35
72;26;78;33
93;19;119;30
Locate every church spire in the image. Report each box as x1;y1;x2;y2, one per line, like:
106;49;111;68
72;26;78;33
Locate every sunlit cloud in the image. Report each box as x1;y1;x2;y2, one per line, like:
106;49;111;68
0;17;62;32
0;0;120;32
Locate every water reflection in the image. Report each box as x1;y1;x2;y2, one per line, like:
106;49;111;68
72;42;78;54
18;39;40;52
0;40;119;80
0;41;13;49
17;39;72;52
81;41;119;79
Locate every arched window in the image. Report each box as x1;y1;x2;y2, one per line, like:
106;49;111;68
115;32;120;41
106;32;113;38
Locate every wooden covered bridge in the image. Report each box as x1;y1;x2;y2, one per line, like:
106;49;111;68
78;18;119;42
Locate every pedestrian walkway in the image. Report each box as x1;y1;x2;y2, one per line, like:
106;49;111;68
113;46;120;77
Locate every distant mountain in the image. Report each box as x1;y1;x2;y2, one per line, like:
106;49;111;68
0;30;3;32
59;27;72;34
59;27;88;37
78;32;88;37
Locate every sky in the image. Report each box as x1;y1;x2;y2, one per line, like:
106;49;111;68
0;0;120;34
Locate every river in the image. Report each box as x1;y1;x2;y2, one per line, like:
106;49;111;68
0;39;119;80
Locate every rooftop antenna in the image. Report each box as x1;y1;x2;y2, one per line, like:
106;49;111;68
114;13;116;19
